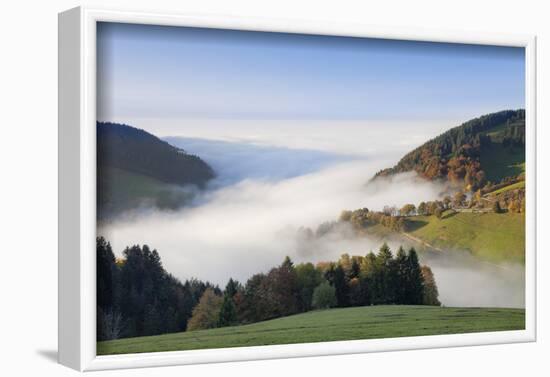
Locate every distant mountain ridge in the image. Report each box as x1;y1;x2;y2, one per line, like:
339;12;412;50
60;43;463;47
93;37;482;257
97;122;215;219
374;109;525;191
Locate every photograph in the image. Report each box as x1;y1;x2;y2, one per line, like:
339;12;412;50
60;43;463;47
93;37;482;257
95;22;526;356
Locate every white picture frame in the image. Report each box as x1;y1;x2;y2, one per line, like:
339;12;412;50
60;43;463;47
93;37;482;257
58;5;537;371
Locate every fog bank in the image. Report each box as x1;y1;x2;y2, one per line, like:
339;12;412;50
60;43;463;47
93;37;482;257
98;137;524;308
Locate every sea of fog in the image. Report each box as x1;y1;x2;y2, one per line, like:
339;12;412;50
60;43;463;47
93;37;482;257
98;133;524;308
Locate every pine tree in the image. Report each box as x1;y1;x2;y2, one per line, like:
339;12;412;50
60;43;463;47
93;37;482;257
218;279;240;327
143;304;161;336
374;243;396;304
350;258;361;279
224;278;240;297
333;264;350;307
394;246;408;304
97;237;120;340
97;237;117;311
377;243;393;266
218;294;238;327
406;248;424;304
271;256;300;316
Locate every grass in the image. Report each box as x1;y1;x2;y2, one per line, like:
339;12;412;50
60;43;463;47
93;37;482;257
489;180;526;195
406;212;525;263
479;143;525;182
97;305;524;355
97;167;193;218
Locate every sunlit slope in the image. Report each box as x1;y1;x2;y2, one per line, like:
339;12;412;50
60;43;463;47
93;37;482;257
374;109;525;189
363;211;525;263
406;212;525;263
97;305;524;355
489;180;525;196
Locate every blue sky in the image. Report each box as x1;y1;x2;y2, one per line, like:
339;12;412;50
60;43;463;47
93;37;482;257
97;22;525;125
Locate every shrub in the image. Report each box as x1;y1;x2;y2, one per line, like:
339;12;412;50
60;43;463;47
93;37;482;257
311;281;337;309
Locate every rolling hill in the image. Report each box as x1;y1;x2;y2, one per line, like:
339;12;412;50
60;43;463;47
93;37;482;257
97;122;215;219
97;305;524;355
363;211;525;264
407;212;525;263
374;109;525;190
357;110;527;263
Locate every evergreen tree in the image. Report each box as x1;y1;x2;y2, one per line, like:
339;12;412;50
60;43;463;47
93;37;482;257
360;252;377;277
104;241;219;338
348;277;363;306
97;237;121;340
373;243;396;304
97;237;117;311
323;262;336;285
394;246;408;304
405;248;424;304
224;278;240;297
350;258;361;279
267;256;300;317
239;273;269;323
218;294;238;327
377;243;393;265
333;264;349;307
143;303;161;336
218;279;239;327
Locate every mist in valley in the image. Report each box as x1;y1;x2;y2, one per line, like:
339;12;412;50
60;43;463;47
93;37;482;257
98;130;524;309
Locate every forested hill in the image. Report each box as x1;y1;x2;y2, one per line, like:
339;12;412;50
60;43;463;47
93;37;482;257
374;110;525;191
97;122;214;186
97;122;214;219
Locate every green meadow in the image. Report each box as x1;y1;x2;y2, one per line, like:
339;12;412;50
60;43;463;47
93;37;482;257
405;212;525;263
98;305;524;355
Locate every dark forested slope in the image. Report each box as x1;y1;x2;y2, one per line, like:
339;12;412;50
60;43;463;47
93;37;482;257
97;122;214;219
97;122;214;186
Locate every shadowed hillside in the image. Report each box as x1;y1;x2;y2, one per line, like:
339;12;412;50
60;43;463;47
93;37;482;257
97;122;214;219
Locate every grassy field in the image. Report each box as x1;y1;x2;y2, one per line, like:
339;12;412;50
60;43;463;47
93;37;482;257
479;143;525;182
97;166;193;218
406;212;525;263
489;180;525;195
97;305;524;355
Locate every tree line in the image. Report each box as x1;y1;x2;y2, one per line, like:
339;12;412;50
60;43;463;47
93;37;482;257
97;237;220;341
188;243;439;332
374;109;525;191
334;185;524;236
98;237;441;339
